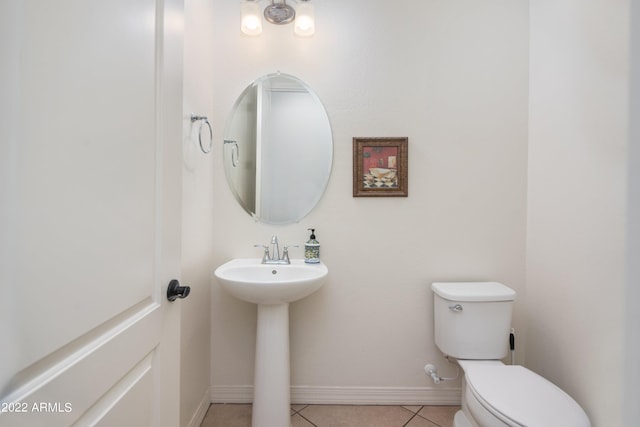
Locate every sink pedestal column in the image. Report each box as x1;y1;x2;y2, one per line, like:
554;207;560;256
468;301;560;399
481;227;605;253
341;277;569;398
252;303;290;427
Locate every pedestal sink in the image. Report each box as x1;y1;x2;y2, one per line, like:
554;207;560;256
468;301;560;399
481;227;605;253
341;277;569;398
214;258;328;427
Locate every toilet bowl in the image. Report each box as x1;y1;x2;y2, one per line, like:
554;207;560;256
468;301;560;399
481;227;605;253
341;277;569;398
457;360;590;427
431;282;590;427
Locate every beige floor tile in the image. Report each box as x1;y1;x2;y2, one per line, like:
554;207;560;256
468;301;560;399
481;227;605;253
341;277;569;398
200;404;458;427
298;405;415;427
405;416;439;427
416;406;460;427
291;413;316;426
200;404;252;427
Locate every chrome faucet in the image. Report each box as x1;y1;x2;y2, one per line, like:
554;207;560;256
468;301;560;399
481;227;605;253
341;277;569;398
270;235;280;262
254;235;298;264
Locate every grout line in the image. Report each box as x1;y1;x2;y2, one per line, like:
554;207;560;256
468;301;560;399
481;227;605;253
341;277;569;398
292;405;318;427
403;405;424;414
413;406;452;427
403;412;419;426
402;405;423;427
296;411;318;427
290;404;308;415
203;404;457;427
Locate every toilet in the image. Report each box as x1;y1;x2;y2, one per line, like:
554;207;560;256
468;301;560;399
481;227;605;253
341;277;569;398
431;282;591;427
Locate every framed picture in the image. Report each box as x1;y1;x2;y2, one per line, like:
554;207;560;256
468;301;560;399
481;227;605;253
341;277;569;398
353;137;408;197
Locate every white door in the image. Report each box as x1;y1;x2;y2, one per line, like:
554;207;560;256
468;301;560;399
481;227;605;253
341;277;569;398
0;1;184;426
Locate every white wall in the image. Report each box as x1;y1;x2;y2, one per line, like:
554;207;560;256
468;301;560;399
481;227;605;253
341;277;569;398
527;1;631;425
626;2;640;425
210;0;529;403
181;0;215;425
0;3;19;391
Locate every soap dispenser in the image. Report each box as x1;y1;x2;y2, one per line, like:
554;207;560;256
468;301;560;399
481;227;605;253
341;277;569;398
305;228;320;264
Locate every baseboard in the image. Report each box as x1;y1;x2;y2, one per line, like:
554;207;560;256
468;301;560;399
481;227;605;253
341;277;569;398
188;387;212;427
291;385;461;405
211;385;254;403
211;385;461;406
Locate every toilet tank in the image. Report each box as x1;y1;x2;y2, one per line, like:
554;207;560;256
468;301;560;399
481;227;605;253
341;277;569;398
432;282;516;360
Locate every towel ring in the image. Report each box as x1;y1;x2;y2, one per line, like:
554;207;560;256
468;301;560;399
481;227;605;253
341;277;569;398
190;114;212;154
224;139;240;167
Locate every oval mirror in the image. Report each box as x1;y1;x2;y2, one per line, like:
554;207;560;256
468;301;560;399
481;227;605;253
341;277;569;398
223;73;333;224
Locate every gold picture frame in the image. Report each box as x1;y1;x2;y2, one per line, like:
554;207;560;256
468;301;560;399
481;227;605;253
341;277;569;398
353;137;408;197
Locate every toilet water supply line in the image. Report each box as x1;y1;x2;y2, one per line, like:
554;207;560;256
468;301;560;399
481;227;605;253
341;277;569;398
424;360;459;384
425;329;516;384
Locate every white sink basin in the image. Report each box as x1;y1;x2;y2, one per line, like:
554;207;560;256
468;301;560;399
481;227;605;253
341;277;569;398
214;258;328;305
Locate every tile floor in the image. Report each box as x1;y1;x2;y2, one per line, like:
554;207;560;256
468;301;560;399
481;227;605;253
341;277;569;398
201;404;459;427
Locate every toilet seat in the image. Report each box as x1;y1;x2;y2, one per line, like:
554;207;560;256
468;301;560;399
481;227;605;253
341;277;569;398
464;365;590;427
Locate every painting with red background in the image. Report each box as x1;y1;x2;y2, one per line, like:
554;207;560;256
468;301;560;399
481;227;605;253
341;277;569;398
362;146;398;171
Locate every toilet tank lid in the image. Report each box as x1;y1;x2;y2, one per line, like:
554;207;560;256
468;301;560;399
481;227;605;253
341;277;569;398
431;282;516;302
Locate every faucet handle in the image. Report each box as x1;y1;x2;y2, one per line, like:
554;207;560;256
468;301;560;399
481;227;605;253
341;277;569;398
254;244;270;262
282;245;299;263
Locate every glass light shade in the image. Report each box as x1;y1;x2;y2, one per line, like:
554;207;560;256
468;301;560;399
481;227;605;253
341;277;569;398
241;1;262;36
294;1;315;37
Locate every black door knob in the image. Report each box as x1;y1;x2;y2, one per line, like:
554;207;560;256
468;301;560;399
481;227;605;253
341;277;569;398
167;279;191;301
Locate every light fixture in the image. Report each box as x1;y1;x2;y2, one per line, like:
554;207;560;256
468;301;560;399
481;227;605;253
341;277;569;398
241;0;263;36
240;0;315;37
294;0;315;37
